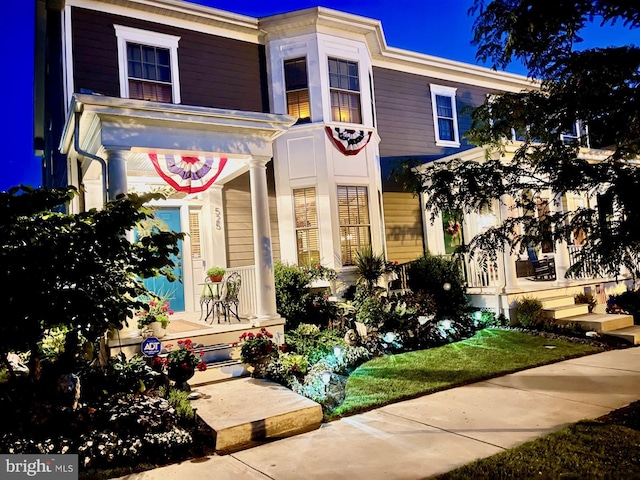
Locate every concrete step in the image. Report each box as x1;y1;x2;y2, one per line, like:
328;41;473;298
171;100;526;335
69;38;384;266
191;359;248;387
556;313;635;332
540;295;576;310
603;325;640;345
191;377;323;453
543;303;590;319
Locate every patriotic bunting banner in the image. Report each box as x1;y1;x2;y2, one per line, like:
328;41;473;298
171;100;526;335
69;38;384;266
148;154;228;193
325;127;372;156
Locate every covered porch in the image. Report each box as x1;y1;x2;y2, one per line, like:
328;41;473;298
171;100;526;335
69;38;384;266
60;94;297;345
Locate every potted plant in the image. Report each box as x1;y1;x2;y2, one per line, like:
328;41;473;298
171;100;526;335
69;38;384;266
136;295;173;338
234;328;277;378
206;266;226;282
157;339;207;391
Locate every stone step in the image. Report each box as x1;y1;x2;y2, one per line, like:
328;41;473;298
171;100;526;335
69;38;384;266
191;377;323;453
603;325;640;345
543;303;590;319
556;313;635;332
539;295;576;310
190;359;248;387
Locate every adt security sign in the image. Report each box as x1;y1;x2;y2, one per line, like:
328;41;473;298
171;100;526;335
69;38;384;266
141;337;162;357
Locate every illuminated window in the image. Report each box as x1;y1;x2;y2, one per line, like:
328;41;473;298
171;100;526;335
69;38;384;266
189;211;201;259
338;186;370;265
115;25;181;103
294;187;319;265
329;58;361;124
284;58;310;123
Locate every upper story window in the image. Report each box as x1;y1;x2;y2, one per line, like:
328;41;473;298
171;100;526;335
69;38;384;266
430;84;460;147
284;58;310;124
114;25;181;103
561;120;590;148
328;58;361;124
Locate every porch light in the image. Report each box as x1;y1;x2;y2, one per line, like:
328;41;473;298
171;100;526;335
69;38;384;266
443;282;451;291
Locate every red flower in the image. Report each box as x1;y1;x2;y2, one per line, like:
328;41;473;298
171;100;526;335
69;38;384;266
256;333;263;338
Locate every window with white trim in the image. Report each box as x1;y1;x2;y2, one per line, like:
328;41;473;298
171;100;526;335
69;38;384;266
329;58;362;124
114;25;181;103
284;57;311;124
338;186;371;265
560;120;590;147
430;84;460;147
293;187;320;266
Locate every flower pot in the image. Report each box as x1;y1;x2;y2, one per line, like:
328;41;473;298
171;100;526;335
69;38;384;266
248;355;271;379
168;364;195;391
150;321;166;339
209;274;223;282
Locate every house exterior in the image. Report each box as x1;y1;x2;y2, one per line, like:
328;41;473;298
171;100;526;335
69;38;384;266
37;0;630;332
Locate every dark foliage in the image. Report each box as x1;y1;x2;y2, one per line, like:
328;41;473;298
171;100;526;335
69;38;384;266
396;1;640;279
0;185;183;377
406;253;469;319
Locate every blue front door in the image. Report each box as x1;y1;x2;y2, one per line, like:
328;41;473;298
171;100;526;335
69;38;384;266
140;208;185;312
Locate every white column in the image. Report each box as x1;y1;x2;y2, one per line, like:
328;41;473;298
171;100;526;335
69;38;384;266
248;156;281;325
550;193;571;285
104;148;129;200
499;195;521;293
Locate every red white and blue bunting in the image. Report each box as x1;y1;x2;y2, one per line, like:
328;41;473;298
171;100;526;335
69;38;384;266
325;127;372;156
148;154;228;194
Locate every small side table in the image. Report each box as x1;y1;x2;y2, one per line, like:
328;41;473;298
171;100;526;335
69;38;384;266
199;281;224;323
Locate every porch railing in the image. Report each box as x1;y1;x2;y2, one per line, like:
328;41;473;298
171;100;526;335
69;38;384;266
225;265;257;317
460;253;504;288
567;244;598;280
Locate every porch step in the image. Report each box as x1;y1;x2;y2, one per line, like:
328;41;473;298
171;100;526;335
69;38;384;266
191;358;248;386
539;295;577;310
556;313;635;332
543;303;590;319
191;377;323;453
199;343;239;364
603;325;640;345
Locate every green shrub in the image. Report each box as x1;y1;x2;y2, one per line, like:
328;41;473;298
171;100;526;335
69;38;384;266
514;297;545;328
285;324;345;364
274;262;337;329
167;389;194;421
407;252;468;319
609;290;640;324
107;353;161;394
575;292;597;313
355;296;385;326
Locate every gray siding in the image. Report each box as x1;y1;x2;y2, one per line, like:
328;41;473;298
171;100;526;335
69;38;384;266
373;66;495;158
223;164;281;268
71;7;267;112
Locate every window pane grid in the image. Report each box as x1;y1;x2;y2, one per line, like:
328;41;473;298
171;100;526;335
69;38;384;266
338;186;370;265
284;57;310;124
294;187;319;266
329;57;361;124
127;42;172;102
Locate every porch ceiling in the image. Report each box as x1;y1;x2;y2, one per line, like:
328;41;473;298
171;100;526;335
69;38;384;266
60;94;297;164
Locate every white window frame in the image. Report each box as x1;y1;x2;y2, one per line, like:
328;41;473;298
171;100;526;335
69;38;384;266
293;186;320;266
328;57;362;125
430;84;460;147
114;25;181;104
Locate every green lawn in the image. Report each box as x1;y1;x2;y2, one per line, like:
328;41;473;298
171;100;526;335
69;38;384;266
436;419;640;479
329;328;602;418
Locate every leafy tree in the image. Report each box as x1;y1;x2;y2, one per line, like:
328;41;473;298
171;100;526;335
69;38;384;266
397;1;640;278
0;185;183;378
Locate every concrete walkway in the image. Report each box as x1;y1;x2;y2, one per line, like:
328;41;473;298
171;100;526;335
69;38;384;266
116;347;640;480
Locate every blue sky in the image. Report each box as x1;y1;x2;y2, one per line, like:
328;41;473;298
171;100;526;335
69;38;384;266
1;0;637;190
